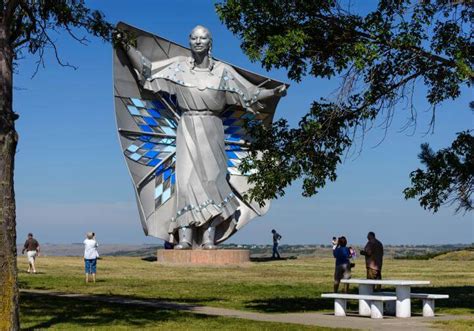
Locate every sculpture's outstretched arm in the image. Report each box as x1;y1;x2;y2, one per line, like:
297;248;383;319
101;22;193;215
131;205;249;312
126;46;152;81
223;65;287;114
257;85;287;100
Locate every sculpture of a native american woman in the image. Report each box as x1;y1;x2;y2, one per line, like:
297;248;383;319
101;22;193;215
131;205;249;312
113;23;287;249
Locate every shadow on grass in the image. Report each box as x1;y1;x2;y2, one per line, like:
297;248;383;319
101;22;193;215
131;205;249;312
141;256;157;262
244;286;474;314
250;256;297;263
245;297;334;313
411;285;474;313
20;293;221;330
371;285;474;313
23;291;223;306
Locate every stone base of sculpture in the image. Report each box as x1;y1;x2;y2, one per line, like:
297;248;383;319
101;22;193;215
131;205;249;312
157;249;250;265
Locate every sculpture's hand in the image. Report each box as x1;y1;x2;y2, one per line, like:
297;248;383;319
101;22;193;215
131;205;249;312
246;108;260;116
273;85;287;97
113;31;128;50
112;30;135;50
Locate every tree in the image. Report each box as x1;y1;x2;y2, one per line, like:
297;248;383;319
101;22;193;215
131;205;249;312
0;1;119;328
404;131;473;213
216;0;473;209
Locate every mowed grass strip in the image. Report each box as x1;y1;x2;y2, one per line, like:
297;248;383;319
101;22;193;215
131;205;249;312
18;256;474;314
433;319;474;331
20;293;339;330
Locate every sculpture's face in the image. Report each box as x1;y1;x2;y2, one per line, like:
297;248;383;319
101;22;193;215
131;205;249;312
189;27;211;55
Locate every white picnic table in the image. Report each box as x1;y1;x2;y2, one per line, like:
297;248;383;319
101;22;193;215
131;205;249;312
341;279;430;318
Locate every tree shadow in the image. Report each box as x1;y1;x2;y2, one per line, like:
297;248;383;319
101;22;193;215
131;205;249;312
244;286;474;314
24;291;224;306
20;292;224;330
244;297;335;313
87;293;223;306
410;285;474;313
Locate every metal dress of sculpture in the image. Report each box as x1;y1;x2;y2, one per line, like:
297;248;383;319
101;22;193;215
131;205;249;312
113;23;287;248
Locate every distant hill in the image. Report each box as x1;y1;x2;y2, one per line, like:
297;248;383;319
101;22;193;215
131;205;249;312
17;243;472;259
16;244;159;257
433;247;474;261
394;246;474;260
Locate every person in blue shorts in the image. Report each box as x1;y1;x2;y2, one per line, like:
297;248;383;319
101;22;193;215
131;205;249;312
83;232;99;283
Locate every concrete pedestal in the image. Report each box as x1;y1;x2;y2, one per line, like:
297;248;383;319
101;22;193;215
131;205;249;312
359;284;373;316
396;285;411;318
422;299;435;317
334;299;347;317
157;249;250;265
370;301;384;319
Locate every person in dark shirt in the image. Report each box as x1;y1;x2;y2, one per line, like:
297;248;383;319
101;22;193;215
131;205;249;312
22;233;40;273
271;229;282;259
164;241;175;249
360;231;384;290
333;236;352;293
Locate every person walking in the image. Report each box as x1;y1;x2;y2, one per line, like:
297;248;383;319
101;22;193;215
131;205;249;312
333;236;352;293
83;232;99;283
360;231;384;290
271;229;282;259
22;233;40;273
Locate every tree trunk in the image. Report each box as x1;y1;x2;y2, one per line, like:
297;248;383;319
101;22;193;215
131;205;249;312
0;21;20;331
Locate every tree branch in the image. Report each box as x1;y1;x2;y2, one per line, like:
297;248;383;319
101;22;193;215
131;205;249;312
4;0;20;27
64;25;89;45
31;21;77;77
354;30;457;68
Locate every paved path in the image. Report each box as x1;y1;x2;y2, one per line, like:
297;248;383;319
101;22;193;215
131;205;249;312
21;289;471;330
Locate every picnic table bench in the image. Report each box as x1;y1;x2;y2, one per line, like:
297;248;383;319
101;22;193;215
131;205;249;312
378;292;450;317
322;279;449;318
341;279;431;318
321;293;397;319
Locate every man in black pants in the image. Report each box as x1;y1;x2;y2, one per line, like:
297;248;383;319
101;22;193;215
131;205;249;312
271;229;282;259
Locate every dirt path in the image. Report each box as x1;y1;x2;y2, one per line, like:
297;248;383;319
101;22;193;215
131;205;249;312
21;289;471;330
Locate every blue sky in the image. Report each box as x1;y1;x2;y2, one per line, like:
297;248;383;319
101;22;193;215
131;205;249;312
14;1;472;245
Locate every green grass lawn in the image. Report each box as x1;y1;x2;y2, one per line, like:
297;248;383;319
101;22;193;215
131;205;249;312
20;293;336;330
17;255;473;329
18;256;474;314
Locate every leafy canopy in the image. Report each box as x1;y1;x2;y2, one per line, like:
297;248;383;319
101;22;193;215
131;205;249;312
404;131;473;214
216;0;473;211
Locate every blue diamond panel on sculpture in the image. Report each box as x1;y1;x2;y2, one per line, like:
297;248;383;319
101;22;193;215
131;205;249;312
221;107;269;142
124;136;176;166
225;144;249;175
121;96;179;136
119;95;180;207
120;95;178;167
154;156;176;207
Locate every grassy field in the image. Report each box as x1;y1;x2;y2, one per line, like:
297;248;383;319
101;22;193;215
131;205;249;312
18;255;474;329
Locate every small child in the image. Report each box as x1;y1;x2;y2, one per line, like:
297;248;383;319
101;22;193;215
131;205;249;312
349;246;357;258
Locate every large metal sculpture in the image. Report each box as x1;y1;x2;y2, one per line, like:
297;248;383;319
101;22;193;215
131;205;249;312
113;23;287;249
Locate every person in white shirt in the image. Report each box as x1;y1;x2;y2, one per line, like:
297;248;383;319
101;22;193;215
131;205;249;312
83;232;99;283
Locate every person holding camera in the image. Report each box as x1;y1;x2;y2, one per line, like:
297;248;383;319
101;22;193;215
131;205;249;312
332;236;352;293
83;232;99;283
